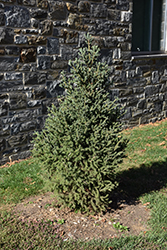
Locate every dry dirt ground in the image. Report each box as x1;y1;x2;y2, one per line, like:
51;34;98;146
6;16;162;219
12;192;151;241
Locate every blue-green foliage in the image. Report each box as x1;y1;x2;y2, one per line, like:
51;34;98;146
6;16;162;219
32;34;127;213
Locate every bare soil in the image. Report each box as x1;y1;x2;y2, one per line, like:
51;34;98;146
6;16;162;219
12;192;151;241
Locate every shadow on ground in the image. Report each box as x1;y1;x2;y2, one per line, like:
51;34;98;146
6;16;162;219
110;159;167;208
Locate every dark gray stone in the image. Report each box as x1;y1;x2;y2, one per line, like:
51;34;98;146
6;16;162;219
37;46;46;54
160;83;167;93
0;9;5;25
137;99;146;109
9;93;27;110
152;71;159;84
122;51;131;60
0;139;6;152
110;89;119;100
5;46;20;55
51;59;68;69
0;81;23;92
0;28;14;44
154;101;163;112
10;150;31;161
53;28;59;36
125;34;132;42
0;74;3;81
20;121;37;132
122;107;132;119
119;88;133;97
127;96;138;106
32;86;47;99
99;49;113;66
16;64;31;72
14;35;28;44
38;73;47;84
0;94;7;99
4;72;22;81
90;20;114;36
145;85;160;97
133;87;144;94
159;93;164;101
132;109;143;118
24;72;37;85
116;0;129;10
5;6;30;27
0;0;16;3
27;100;41;107
30;8;47;19
11;123;21;135
78;1;90;12
0;125;10;137
7;134;28;148
104;37;118;47
0;101;8;117
24;72;46;85
2;148;19;158
59;44;76;60
0;157;9;166
49;1;67;20
91;4;107;18
108;9;120;20
37;55;51;69
0;57;16;71
8;109;42;123
46;80;63;97
47;37;59;54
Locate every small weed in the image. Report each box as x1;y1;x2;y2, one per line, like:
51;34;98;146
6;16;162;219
44;203;52;209
57;219;65;224
113;222;129;232
110;218;115;222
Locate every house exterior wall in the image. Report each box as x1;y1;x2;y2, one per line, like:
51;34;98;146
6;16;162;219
0;0;167;164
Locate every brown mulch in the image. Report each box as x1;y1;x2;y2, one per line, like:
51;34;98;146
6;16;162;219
12;192;150;241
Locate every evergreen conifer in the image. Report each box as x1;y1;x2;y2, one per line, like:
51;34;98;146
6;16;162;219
32;34;127;213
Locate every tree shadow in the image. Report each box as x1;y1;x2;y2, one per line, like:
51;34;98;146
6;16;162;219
110;158;167;208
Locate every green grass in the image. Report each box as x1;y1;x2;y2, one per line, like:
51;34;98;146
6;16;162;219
1;119;167;249
0;158;44;205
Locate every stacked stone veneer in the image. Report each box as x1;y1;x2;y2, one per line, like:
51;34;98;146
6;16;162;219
0;0;167;164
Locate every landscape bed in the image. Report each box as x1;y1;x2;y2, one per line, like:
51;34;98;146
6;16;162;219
1;118;167;249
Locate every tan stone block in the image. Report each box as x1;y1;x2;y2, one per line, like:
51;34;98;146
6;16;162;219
20;47;36;63
37;0;49;8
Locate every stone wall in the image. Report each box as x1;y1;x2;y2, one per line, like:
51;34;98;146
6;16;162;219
0;0;167;164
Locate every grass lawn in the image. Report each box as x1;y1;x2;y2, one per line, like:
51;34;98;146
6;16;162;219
1;119;167;249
